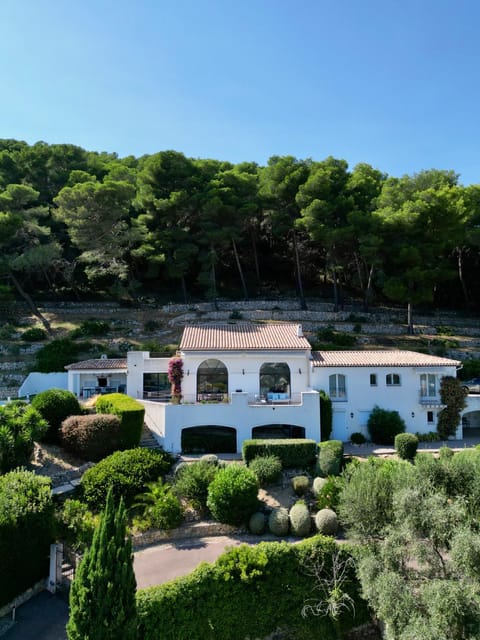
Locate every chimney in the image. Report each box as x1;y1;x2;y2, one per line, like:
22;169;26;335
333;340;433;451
297;325;303;338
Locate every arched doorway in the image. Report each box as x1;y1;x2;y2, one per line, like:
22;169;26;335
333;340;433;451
259;363;291;401
197;359;228;402
251;424;305;439
181;426;237;453
462;410;480;437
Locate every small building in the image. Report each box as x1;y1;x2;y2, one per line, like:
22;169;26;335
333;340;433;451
65;355;127;399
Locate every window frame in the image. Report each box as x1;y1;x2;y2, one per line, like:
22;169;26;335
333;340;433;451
386;373;401;386
329;373;347;401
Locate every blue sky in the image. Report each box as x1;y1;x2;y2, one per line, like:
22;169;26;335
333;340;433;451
1;0;479;183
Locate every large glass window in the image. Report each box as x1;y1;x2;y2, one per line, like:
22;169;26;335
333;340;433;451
259;363;291;399
420;373;437;397
197;359;228;401
143;373;170;398
329;374;347;400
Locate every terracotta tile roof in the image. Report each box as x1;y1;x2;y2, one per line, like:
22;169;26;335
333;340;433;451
180;323;311;351
311;350;461;368
65;358;127;371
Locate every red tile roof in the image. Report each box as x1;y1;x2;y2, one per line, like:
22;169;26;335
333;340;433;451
311;350;461;368
65;358;127;371
180;323;311;351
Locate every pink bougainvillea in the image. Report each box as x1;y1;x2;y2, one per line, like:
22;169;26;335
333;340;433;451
168;357;184;398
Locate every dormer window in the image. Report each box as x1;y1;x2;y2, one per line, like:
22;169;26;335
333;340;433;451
386;373;401;386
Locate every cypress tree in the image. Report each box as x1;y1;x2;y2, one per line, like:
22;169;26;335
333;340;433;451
66;488;137;640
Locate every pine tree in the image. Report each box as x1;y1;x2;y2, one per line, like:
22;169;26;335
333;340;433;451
66;488;137;640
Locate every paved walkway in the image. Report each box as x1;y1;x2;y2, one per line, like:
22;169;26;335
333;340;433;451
343;434;480;457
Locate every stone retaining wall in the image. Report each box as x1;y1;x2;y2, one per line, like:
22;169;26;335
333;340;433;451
132;521;243;549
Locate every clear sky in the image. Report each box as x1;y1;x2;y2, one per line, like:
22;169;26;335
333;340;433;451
1;0;479;183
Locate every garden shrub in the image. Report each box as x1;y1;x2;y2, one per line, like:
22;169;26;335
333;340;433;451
21;327;47;341
174;460;220;511
289;501;311;537
35;338;80;373
200;453;219;465
60;413;122;461
415;431;441;442
268;507;289;536
81;447;174;510
291;475;310;496
55;499;98;552
319;390;332;441
317;440;344;477
70;319;110;337
0;470;54;607
367;405;406;445
248;455;282;485
206;464;259;526
395;433;419;461
136;536;367;640
312;476;328;497
316;476;343;511
0;401;48;473
437;376;467;439
31;388;81;442
242;439;317;468
249;511;267;535
350;432;366;445
134;480;183;531
96;393;145;448
315;508;338;535
439;446;454;461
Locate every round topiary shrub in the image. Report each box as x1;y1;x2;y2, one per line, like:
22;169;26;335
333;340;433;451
367;406;406;445
174;460;221;512
249;455;282;486
289;501;311;537
395;433;419;461
312;476;328;498
31;388;81;443
206;464;259;526
268;507;289;536
291;475;310;496
315;508;338;536
200;454;219;465
350;432;367;445
249;511;267;535
81;447;174;510
60;414;122;461
439;445;454;461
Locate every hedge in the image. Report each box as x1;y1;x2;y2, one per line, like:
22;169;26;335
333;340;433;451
60;414;122;461
317;440;344;477
319;390;332;441
0;470;54;607
242;439;317;468
95;393;145;449
136;536;369;640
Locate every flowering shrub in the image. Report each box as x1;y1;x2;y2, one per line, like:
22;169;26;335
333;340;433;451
168;357;183;400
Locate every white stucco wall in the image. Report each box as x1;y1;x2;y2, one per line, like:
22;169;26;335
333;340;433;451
18;372;68;398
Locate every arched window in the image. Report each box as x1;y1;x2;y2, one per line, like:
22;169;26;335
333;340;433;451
259;363;291;400
197;359;228;401
329;374;346;400
386;373;401;386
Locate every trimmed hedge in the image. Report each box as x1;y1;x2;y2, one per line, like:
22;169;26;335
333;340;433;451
81;448;174;510
319;390;333;441
206;464;259;526
317;440;344;477
60;414;122;461
95;393;145;449
367;405;405;445
0;470;54;607
136;536;368;640
31;388;81;442
242;439;317;468
395;433;418;461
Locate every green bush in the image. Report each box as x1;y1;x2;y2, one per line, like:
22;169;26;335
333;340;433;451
21;327;47;341
315;508;338;535
35;338;80;373
317;440;344;477
439;446;454;461
134;480;183;531
31;388;81;442
0;470;54;607
81;448;174;510
60;413;122;461
136;536;367;640
350;432;367;445
200;453;219;465
70;319;110;338
416;431;441;442
319;390;332;441
268;508;290;536
367;405;406;445
316;326;357;347
316;476;343;511
312;476;328;498
291;475;310;496
395;433;419;460
249;511;267;535
96;393;145;448
242;439;317;468
174;460;220;512
0;401;48;472
54;499;98;552
206;464;259;526
248;455;282;485
289;501;311;537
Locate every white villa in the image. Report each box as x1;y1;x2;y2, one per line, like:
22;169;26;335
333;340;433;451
61;323;480;454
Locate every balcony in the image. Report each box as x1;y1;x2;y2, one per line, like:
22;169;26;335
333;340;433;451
419;392;444;407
